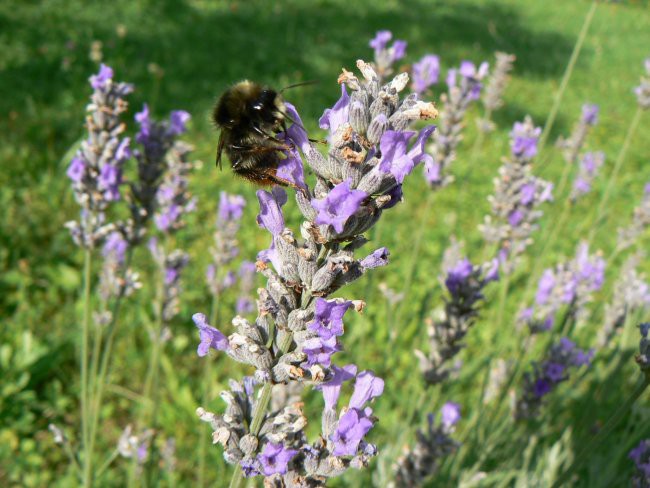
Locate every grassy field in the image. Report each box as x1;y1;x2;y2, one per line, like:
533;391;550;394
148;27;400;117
2;0;650;486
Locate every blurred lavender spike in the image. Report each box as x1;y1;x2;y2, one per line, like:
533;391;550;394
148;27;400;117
519;242;605;334
515;337;593;420
424;59;488;188
556;103;599;165
477;52;516;133
479;116;553;274
629;439;650;487
415;241;498;386
570;151;604;202
617;182;650;252
391;402;461;487
634;57;650;109
127;105;192;244
369;30;407;80
599;252;650;348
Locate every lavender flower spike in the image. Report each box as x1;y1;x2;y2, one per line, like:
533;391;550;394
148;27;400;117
629;439;650;486
416;242;499;385
424;59;488;188
515;338;593;420
392;402;461;487
65;64;133;248
557;103;600;165
196;60;437;485
617;182;650;252
477;52;516;133
634;58;650;109
479;116;552;274
412;54;440;94
369;30;407;79
570;151;604;201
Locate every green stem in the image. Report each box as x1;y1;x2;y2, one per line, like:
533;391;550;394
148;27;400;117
81;248;93;487
537;1;598;151
87;248;134;481
588;106;643;244
552;375;650;488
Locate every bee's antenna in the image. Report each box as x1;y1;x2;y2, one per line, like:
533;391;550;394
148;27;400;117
279;80;319;94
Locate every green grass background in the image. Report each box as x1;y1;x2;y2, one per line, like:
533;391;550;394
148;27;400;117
1;0;650;486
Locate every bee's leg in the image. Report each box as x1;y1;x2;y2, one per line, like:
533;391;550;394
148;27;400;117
235;166;309;198
251;126;293;150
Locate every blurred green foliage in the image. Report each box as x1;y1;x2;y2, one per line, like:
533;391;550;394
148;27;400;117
1;0;649;486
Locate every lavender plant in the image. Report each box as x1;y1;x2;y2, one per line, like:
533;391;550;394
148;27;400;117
66;64;133;249
195;59;438;486
479;117;553;274
599;252;650;347
476;52;516;134
518;242;605;333
514;337;593;420
415;242;498;385
570;151;604;202
629;439;650;487
392;402;462;487
617;183;650;252
424;60;489;188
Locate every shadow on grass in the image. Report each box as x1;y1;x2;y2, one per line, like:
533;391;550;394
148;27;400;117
2;0;581;172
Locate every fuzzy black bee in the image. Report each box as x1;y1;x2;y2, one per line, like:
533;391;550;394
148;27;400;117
213;80;304;188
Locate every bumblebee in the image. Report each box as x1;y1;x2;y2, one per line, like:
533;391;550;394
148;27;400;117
213;80;300;188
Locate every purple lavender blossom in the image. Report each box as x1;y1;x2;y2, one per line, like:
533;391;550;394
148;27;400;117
331;408;374;456
302;336;341;367
378;127;436;183
348;371;385;409
360;247;390;270
218;192;246;223
319;85;350;137
417;249;499;385
480;117;552;274
424;59;488;188
393;402;461;485
90;64;114;90
192;313;229;357
257;443;298;476
369;30;407;77
412;55;440;94
317;364;357;410
440;402;461;428
257;187;287;236
307;298;352;340
444;258;473;294
311;179;367;233
581;104;599;125
369;30;392;54
571;151;604;201
510;120;541;158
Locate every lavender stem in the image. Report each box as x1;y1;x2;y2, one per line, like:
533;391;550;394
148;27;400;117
87;247;134;474
81;248;93;487
588;106;644;243
537;1;598;150
552;375;649;487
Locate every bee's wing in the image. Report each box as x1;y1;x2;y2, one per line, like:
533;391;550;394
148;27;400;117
215;131;225;169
